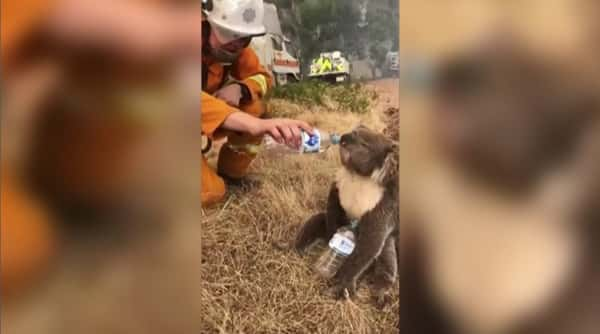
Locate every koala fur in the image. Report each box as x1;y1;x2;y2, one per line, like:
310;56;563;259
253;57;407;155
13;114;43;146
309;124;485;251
294;125;399;302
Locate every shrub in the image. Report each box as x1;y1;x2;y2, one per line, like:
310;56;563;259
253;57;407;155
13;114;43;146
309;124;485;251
267;80;376;114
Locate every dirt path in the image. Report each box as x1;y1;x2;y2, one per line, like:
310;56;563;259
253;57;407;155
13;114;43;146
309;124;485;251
363;78;400;132
365;78;400;110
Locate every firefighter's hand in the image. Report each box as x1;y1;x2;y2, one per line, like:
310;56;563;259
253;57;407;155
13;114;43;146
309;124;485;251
222;112;313;148
254;118;314;149
215;84;243;107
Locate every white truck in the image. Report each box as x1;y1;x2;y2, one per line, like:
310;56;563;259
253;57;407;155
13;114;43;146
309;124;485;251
384;51;399;77
249;3;301;86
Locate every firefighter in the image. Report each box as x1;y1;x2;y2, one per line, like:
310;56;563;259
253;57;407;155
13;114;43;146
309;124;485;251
313;56;324;75
201;0;313;207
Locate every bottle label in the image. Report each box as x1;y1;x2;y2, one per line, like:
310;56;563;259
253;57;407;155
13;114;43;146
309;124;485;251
302;129;321;153
328;233;355;256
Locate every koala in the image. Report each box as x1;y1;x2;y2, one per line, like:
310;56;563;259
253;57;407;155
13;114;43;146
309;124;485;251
399;34;600;334
294;125;399;302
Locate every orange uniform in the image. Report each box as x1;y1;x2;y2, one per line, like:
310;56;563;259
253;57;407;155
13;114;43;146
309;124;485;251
201;21;273;207
1;0;58;299
1;0;54;66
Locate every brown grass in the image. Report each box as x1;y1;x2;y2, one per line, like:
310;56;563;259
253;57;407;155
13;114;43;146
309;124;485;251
383;107;399;142
200;81;399;333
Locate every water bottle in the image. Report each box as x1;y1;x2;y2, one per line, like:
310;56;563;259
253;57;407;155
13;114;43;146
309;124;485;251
229;128;341;155
314;225;357;279
264;128;341;154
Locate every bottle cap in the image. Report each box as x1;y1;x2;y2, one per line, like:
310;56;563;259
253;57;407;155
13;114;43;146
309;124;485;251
349;219;359;230
331;134;341;145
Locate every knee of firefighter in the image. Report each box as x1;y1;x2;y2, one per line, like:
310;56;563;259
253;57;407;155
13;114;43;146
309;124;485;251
217;143;257;179
240;98;266;118
201;156;226;206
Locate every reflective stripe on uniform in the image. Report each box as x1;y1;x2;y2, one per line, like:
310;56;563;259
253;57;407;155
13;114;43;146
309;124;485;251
322;59;332;73
248;74;268;95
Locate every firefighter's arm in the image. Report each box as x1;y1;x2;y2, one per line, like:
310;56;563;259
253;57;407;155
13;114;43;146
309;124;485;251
231;47;274;102
202;92;266;137
202;92;238;138
202;92;273;137
202;92;313;145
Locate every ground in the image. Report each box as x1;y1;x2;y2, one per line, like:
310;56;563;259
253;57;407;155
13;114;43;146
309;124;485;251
200;79;400;334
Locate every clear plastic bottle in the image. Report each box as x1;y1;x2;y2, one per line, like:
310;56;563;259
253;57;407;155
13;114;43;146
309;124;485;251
229;128;341;155
314;225;357;279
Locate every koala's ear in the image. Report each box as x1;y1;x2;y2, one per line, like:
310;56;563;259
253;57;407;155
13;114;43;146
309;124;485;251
386;139;397;153
353;123;369;131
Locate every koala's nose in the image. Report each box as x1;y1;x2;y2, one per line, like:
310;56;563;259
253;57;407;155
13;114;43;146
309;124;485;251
340;133;351;146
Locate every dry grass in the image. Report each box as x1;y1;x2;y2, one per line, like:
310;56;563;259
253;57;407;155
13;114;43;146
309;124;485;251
200;81;399;333
383;107;399;142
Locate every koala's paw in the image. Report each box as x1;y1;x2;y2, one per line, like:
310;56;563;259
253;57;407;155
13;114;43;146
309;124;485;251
271;240;291;252
326;281;356;300
373;290;393;309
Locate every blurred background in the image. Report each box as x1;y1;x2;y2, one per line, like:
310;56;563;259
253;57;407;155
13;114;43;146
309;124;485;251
399;0;600;211
399;1;600;333
398;0;596;199
2;1;204;333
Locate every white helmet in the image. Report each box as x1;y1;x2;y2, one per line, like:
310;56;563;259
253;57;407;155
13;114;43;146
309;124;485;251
202;0;266;45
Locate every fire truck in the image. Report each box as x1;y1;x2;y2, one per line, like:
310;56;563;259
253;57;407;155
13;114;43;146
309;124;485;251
384;51;399;77
308;51;351;84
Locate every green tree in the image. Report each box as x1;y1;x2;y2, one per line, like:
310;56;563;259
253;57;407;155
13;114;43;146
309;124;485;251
266;0;398;74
